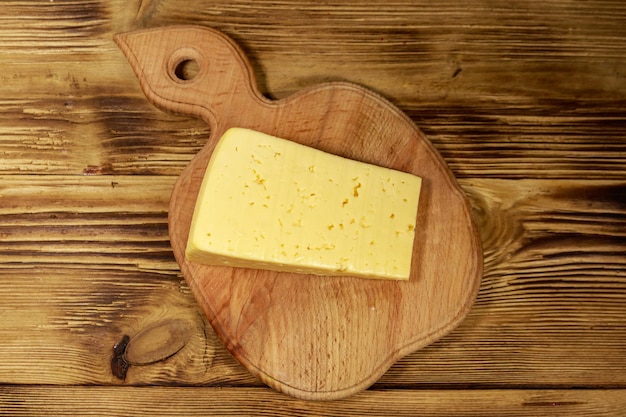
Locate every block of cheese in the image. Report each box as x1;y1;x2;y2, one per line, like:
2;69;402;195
185;128;422;280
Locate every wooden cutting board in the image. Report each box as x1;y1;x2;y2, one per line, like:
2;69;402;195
115;25;482;400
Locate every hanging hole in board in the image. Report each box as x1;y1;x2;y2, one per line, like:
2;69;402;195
168;48;203;83
174;59;200;81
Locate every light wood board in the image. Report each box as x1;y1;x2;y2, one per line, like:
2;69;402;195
115;26;482;399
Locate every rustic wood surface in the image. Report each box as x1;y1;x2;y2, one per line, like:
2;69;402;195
0;0;625;414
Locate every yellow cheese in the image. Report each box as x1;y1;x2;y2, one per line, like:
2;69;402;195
186;128;422;280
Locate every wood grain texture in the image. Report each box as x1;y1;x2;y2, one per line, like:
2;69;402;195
1;1;624;179
0;0;625;412
2;386;626;417
1;177;623;388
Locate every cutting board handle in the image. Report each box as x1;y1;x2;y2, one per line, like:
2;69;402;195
114;26;270;130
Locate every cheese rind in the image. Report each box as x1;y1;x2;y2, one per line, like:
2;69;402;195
186;128;422;280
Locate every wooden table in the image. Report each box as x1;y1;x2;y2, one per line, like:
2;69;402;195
1;1;625;415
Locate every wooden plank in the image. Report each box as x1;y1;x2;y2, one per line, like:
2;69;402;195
1;386;625;416
1;176;624;387
0;175;255;385
0;1;624;178
0;92;208;176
